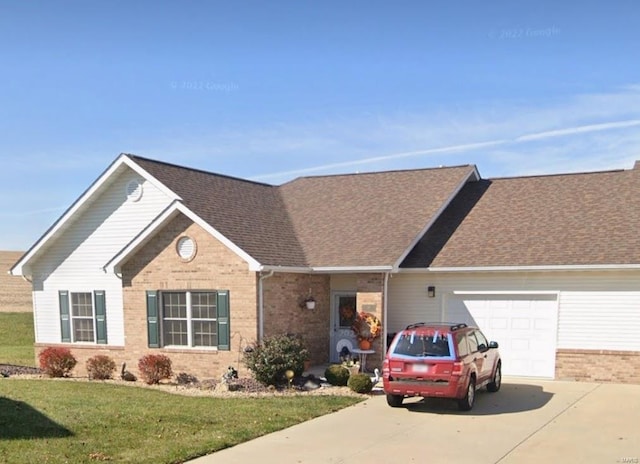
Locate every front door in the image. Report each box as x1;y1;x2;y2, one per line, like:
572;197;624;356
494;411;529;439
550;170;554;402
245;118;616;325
330;292;358;362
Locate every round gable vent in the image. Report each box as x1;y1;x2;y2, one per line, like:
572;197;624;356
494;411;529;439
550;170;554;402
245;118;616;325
126;179;143;202
177;236;196;260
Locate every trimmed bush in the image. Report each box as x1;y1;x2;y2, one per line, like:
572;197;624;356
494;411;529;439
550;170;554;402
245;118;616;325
38;347;77;378
243;334;310;386
86;355;116;380
347;373;374;393
176;372;199;385
324;364;350;386
137;354;173;385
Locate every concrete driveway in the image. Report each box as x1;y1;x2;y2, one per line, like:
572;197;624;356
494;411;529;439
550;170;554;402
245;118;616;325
188;378;640;464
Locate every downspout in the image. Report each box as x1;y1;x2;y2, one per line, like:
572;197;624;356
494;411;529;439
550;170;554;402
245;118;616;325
383;271;390;358
258;270;275;342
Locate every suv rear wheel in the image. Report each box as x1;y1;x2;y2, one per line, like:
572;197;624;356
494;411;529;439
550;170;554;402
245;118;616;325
386;394;404;408
457;376;476;411
487;362;501;393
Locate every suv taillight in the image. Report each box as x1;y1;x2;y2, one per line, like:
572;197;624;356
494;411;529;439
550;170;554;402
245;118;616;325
383;358;390;375
452;362;464;376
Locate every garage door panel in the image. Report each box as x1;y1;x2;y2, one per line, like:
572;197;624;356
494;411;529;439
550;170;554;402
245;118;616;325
446;294;558;378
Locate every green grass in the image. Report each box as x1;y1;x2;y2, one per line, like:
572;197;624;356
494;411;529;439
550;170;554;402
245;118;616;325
0;379;363;463
0;312;35;366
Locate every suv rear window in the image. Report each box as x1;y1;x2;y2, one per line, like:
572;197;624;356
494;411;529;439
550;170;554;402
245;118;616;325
391;331;453;358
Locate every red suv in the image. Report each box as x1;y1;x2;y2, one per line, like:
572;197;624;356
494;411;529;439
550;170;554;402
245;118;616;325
383;322;501;410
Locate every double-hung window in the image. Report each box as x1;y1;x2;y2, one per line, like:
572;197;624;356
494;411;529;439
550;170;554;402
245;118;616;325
58;290;107;344
71;292;95;342
146;290;229;350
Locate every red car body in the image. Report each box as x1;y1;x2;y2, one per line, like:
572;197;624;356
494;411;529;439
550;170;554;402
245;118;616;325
383;323;501;410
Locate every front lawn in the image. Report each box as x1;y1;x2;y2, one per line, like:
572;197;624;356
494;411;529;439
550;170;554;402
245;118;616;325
0;312;35;366
0;379;362;463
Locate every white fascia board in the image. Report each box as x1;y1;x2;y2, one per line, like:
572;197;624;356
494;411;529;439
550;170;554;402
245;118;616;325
399;264;640;273
258;265;394;274
392;166;480;270
106;201;262;273
104;201;182;273
311;266;394;274
10;153;178;277
258;265;313;274
121;155;182;202
178;204;262;271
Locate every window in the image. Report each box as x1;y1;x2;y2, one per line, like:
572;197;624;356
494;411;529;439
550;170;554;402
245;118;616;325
467;332;480;353
474;330;489;350
456;333;470;357
146;290;229;350
391;332;452;358
58;290;107;344
71;293;94;342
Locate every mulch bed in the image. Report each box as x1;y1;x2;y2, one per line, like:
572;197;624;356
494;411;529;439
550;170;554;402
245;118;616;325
0;364;370;398
0;364;41;376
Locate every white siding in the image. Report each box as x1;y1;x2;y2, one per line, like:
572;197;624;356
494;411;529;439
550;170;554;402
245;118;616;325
388;270;640;351
31;168;174;345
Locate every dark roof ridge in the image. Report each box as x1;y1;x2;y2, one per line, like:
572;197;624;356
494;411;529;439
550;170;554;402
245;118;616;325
488;167;627;182
124;153;276;188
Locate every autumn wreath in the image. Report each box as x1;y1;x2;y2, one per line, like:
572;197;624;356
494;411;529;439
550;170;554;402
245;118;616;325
351;311;382;343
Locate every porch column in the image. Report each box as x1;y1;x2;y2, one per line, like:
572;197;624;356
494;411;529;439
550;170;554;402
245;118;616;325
356;273;385;370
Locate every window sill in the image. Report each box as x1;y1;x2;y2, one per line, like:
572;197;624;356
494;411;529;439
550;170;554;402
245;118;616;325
160;346;219;354
35;342;125;350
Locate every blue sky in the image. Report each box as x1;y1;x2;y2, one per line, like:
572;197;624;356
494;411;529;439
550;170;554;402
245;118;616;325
1;1;639;251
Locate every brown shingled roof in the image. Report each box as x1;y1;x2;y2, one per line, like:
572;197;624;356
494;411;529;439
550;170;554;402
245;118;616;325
130;155;475;267
403;166;640;267
129;155;308;266
279;166;476;267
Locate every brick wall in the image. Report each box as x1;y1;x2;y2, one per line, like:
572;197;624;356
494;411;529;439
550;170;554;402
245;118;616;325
262;273;331;364
356;273;385;369
556;349;640;384
44;214;259;380
0;251;32;312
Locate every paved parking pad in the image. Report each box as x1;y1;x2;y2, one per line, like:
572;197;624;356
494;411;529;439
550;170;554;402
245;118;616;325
189;379;640;464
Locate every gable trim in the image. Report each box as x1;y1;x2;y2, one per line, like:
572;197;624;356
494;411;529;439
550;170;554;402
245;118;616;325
10;154;181;277
105;201;262;274
392;165;481;270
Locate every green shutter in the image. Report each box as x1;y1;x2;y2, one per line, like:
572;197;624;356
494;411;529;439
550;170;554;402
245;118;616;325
146;291;160;348
94;290;107;344
217;291;230;350
58;290;71;343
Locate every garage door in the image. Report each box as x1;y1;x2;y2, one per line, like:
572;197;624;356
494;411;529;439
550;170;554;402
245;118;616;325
445;294;558;378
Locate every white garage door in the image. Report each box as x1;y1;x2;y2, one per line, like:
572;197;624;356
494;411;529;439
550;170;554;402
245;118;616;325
446;294;558;378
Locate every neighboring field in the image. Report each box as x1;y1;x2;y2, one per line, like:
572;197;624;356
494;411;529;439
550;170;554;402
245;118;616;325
0;312;35;366
0;380;362;464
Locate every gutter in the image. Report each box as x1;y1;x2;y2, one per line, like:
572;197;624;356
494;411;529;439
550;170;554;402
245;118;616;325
259;265;394;274
399;264;640;273
258;270;275;342
383;272;390;358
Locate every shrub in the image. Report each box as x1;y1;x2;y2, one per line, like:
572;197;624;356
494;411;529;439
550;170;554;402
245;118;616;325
137;354;173;385
324;364;350;386
347;373;374;393
86;355;116;380
243;334;310;386
38;347;77;378
176;372;199;385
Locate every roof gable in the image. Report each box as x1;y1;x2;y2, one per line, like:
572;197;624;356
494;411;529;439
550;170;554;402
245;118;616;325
279;165;477;267
10;154;180;276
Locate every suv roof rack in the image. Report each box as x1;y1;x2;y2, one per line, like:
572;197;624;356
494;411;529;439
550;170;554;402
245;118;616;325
404;322;469;331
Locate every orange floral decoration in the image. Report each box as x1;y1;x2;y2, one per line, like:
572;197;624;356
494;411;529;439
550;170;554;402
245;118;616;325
351;311;382;342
